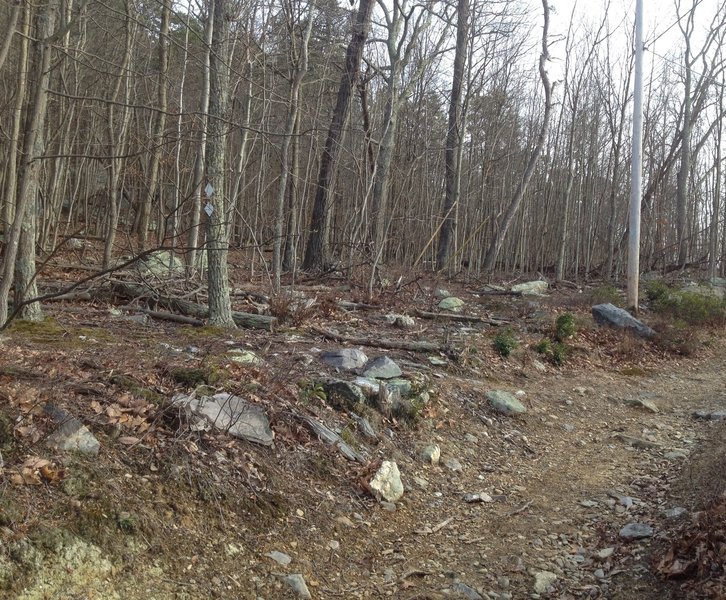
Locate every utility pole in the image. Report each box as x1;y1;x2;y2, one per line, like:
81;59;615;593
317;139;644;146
627;0;644;313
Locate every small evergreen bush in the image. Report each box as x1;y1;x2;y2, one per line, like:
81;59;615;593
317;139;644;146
493;328;518;358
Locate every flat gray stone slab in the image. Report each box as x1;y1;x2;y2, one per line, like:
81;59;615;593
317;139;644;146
592;303;655;338
362;356;402;379
619;522;654;540
44;404;100;455
486;390;527;415
172;393;273;446
320;349;368;370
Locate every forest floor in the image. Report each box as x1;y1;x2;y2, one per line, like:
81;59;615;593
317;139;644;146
0;252;725;600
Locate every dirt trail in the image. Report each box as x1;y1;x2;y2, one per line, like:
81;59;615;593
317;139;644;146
286;352;725;600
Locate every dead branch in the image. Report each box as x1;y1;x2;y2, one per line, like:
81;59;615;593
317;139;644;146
311;326;443;352
412;309;509;326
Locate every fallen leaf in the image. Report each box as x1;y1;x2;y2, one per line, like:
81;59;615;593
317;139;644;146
118;436;141;445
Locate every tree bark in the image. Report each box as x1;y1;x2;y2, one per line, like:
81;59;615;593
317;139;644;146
0;0;57;325
205;0;235;328
436;0;469;271
139;0;170;250
302;0;375;270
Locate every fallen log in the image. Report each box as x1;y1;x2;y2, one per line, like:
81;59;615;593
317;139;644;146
311;326;443;353
412;309;509;326
119;306;204;326
111;281;277;330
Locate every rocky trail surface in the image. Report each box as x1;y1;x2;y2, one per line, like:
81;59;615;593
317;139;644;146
0;278;724;600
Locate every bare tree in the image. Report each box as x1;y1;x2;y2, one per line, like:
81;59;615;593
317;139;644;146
482;0;552;272
302;0;376;270
436;0;469;271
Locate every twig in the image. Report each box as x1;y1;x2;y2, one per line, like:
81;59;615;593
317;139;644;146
506;500;533;517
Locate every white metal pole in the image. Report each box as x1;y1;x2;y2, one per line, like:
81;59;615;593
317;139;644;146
628;0;644;312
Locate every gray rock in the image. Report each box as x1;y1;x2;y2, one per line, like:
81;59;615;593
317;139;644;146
619;522;654;540
592;303;655;338
664;450;688;460
386;378;413;397
172;392;273;446
353;376;380;397
323;380;367;410
438;296;465;312
299;415;365;462
44;405;100;456
281;574;311;599
693;410;726;420
122;313;149;326
369;461;404;503
532;359;547;373
66;238;85;250
420;444;441;465
596;547;614;560
435;288;451;299
138;250;184;278
265;551;291;565
533;571;557;594
594;569;606;580
664;507;687;519
486;390;527;415
428;356;448;366
628;398;659;413
321;348;368;371
350;413;377;440
227;349;264;365
512;280;548;296
386;314;416;328
362;356;402;379
452;581;484;599
463;492;493;503
444;457;463;472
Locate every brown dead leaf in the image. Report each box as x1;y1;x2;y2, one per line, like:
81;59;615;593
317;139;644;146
39;463;66;484
118;436;141;445
90;400;103;414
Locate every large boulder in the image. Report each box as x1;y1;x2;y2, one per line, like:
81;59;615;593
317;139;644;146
362;356;402;379
438;297;465;312
592;303;655;338
512;280;548;296
138;250;184;278
172;392;273;446
320;349;368;371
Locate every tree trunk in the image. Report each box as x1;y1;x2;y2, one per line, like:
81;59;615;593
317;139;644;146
205;0;235;328
187;2;215;274
302;0;375;270
273;0;315;290
0;0;57;325
436;0;469;271
139;0;170;250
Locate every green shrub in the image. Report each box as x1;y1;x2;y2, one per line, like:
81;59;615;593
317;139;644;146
551;342;569;366
645;280;726;326
590;284;621;306
493;328;518;358
533;338;552;354
644;280;672;305
555;313;576;341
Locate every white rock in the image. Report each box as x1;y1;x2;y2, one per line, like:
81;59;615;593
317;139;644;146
369;461;404;503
